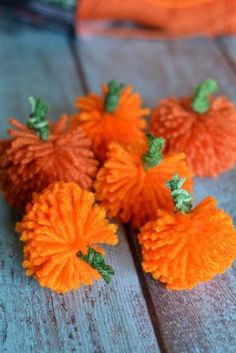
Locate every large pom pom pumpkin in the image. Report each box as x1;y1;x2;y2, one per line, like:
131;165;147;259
70;80;150;161
139;175;236;290
151;79;236;177
16;182;118;293
95;134;192;228
0;98;98;210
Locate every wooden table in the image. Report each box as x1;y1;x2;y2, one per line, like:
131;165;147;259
0;18;236;353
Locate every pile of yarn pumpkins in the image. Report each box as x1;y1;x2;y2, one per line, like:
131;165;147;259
1;78;236;293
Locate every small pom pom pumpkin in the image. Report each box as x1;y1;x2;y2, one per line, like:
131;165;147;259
16;182;118;293
70;80;150;161
95;134;192;228
0;98;98;210
151;79;236;177
139;175;236;290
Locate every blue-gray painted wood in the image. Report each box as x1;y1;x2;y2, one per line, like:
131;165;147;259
77;35;236;353
217;37;236;73
0;20;160;353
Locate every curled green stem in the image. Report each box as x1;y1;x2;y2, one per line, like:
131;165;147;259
78;247;115;284
191;79;218;114
166;174;192;213
27;97;50;141
104;80;125;113
142;134;165;170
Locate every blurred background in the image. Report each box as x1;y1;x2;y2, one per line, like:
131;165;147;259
0;0;76;32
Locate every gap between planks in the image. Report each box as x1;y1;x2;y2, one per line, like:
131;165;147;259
214;38;236;76
72;32;236;353
67;33;168;353
0;21;160;353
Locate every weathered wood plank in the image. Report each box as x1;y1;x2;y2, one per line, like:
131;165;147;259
78;35;236;353
216;37;236;74
0;20;160;353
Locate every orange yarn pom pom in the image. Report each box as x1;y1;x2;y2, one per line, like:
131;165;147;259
71;81;150;160
95;134;192;228
0;98;98;210
151;79;236;177
139;175;236;290
16;182;118;293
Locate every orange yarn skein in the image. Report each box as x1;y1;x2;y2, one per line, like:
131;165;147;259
16;182;118;293
95;134;192;228
0;98;98;210
70;81;149;161
139;175;236;290
151;79;236;177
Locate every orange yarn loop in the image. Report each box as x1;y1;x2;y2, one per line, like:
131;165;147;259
16;182;118;293
70;82;149;161
139;196;236;290
151;86;236;177
95;136;192;228
0;114;98;210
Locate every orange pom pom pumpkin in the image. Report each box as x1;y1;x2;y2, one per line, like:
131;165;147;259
139;175;236;290
95;134;192;228
151;79;236;177
70;81;150;161
16;182;118;293
0;98;98;210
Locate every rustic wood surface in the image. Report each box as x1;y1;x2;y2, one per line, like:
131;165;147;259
77;36;236;353
0;19;159;353
0;18;235;353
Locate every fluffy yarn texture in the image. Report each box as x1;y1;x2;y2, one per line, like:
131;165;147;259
16;182;118;293
0;115;98;210
95;143;192;228
70;83;149;161
139;196;236;290
151;96;236;177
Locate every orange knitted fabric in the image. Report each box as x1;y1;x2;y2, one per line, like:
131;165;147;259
78;0;236;37
95;137;192;228
139;196;236;290
145;1;213;7
151;82;236;177
70;81;149;161
16;182;118;293
0;114;98;210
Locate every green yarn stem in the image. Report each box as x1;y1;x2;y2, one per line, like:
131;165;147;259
191;79;218;114
104;80;125;113
27;97;50;141
78;247;115;284
142;134;165;170
166;174;192;213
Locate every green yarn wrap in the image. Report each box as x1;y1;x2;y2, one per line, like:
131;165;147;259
27;97;50;141
142;134;165;170
166;174;192;213
104;80;125;113
191;79;218;114
79;247;114;284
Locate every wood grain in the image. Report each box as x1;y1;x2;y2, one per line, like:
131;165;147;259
77;35;236;353
0;20;160;353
